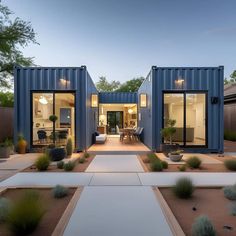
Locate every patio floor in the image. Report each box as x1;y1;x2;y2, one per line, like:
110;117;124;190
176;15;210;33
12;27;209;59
88;136;150;154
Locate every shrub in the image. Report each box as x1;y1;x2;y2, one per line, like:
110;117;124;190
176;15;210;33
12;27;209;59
35;154;50;171
0;197;11;222
63;161;75;171
229;202;236;216
192;215;216;236
161;160;168;169
223;184;236;200
224;159;236;171
79;157;85;163
7;190;44;235
224;130;236;141
147;153;158;162
187;156;201;169
57;161;64;169
173;177;194;199
178;165;186;172
52;185;69;198
150;160;163;171
66;138;73;156
84;152;90;159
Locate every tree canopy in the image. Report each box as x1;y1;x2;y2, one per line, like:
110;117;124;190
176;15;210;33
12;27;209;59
0;1;38;89
224;70;236;85
96;76;144;92
0;91;14;107
96;76;121;92
116;77;144;92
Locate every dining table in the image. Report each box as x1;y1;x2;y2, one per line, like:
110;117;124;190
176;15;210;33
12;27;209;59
121;128;135;142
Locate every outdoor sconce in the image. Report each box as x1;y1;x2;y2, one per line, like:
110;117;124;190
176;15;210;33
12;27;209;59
175;77;185;89
140;94;147;107
91;94;98;107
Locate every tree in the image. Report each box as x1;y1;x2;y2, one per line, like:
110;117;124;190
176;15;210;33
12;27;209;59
224;70;236;85
0;91;14;107
96;76;120;92
115;77;145;92
0;1;38;89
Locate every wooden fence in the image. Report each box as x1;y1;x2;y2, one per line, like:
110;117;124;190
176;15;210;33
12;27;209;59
224;103;236;132
0;107;14;142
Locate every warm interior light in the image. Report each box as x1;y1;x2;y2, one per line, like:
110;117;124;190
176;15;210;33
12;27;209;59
39;96;48;105
91;94;98;107
128;108;133;114
140;94;147;107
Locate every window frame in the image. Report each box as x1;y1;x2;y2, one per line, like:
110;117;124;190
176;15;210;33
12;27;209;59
162;90;208;148
30;90;76;148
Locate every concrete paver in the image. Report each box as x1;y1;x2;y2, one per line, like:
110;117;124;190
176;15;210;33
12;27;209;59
89;173;141;186
0;173;93;187
63;186;173;236
86;155;144;172
139;172;236;186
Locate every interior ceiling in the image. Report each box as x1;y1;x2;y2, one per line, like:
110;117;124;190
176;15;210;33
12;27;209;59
100;103;137;108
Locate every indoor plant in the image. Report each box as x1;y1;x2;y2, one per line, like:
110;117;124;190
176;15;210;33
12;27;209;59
17;135;27;154
0;138;12;158
160;118;178;156
168;150;184;162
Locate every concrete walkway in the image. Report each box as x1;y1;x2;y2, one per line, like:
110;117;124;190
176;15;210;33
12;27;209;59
1;172;236;187
0;153;38;181
85;155;144;172
63;186;173;236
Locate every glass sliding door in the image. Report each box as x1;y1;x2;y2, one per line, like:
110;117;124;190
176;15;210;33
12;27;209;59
163;93;184;145
163;92;207;147
32;93;53;145
186;94;206;146
32;92;75;147
107;111;123;134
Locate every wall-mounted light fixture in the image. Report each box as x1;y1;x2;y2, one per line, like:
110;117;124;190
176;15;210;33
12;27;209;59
175;77;185;89
91;94;98;107
140;94;147;107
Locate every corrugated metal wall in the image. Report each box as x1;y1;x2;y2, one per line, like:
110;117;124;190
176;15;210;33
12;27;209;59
99;92;137;103
14;66;97;151
85;72;98;149
151;66;224;153
137;71;154;150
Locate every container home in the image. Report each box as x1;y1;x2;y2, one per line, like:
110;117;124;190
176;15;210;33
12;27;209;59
138;66;224;153
14;66;98;151
14;65;224;153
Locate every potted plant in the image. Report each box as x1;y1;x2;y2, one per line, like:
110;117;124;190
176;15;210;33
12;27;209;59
0;138;12;158
160;118;178;156
168;150;184;162
17;134;27;154
49;115;58;144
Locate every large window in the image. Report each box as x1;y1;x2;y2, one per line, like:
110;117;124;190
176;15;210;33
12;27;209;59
32;92;75;146
163;92;206;146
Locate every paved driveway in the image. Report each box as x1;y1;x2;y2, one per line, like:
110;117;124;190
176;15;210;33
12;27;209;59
64;186;173;236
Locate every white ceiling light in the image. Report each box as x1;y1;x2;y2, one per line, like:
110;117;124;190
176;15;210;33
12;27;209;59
128;108;133;114
39;96;48;105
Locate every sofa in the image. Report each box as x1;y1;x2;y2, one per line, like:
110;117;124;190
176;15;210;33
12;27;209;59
96;133;107;144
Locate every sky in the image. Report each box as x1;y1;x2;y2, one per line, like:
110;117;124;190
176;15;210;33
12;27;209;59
4;0;236;83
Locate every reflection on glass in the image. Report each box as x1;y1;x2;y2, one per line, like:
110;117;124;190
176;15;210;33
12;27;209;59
186;94;206;145
164;94;184;145
55;93;75;145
